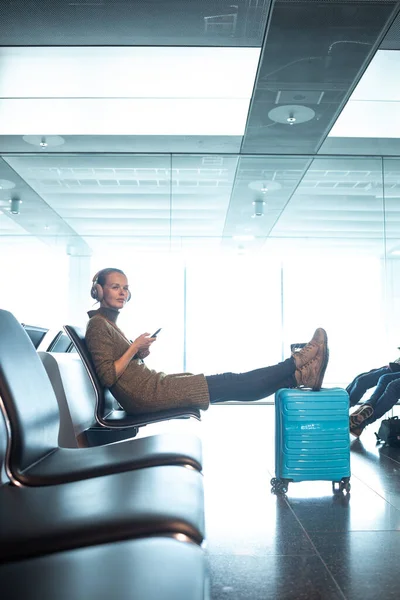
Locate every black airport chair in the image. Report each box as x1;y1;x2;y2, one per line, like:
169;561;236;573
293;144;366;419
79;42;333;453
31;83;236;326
0;309;203;486
37;329;73;353
63;323;201;431
38;351;137;448
0;408;205;562
21;323;48;349
0;537;209;600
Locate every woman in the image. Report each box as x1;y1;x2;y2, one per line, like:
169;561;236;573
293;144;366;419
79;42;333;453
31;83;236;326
85;268;329;416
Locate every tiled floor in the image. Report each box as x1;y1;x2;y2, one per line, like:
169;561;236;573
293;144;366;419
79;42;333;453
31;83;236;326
201;404;400;600
143;403;400;599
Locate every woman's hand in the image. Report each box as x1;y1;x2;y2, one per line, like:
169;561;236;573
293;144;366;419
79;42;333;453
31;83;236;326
114;333;155;378
133;332;156;354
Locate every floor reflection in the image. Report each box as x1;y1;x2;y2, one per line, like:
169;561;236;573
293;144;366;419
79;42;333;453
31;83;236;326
137;403;400;599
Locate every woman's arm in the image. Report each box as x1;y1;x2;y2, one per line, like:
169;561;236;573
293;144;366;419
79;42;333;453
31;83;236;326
114;333;155;378
86;320;156;385
86;321;120;387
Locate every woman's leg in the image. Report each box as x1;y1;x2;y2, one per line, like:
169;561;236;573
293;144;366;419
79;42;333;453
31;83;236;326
346;366;391;407
206;327;329;404
206;357;297;403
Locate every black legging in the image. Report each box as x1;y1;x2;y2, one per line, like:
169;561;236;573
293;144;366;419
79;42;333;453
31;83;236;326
205;357;296;403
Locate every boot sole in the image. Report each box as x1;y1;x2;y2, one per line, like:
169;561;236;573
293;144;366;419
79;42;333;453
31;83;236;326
312;329;329;391
350;426;363;438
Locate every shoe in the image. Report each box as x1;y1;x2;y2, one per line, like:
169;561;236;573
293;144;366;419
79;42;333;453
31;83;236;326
350;423;363;438
349;403;374;428
294;345;329;391
292;328;327;370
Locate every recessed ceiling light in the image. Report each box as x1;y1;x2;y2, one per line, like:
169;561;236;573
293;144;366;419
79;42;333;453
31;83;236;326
9;197;22;214
252;199;265;218
22;135;65;147
248;180;282;192
233;235;255;241
0;179;16;190
268;104;315;125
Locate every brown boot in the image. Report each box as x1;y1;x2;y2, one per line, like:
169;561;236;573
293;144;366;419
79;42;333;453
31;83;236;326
294;340;329;391
292;328;327;370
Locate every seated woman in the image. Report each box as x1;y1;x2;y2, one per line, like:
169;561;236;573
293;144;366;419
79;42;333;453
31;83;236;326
85;267;329;417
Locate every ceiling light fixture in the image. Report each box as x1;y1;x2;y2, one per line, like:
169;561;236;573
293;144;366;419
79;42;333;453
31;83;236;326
9;197;22;215
252;199;265;218
0;179;16;190
23;135;65;148
233;235;255;242
268;104;315;125
248;180;282;193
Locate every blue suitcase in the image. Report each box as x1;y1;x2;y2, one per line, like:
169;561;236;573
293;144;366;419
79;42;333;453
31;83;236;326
271;387;351;495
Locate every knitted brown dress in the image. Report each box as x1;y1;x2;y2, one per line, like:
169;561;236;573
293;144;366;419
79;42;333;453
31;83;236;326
85;307;210;416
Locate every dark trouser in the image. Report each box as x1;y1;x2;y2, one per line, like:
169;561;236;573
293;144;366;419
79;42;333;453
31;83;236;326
205;357;297;403
346;366;392;407
362;374;400;426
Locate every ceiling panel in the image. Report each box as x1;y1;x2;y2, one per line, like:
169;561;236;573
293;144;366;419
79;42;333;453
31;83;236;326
221;155;311;252
0;47;260;98
3;154;239;251
0;0;272;47
0;135;243;154
380;9;400;49
0;98;254;136
241;0;398;154
0;156;90;254
269;157;386;243
0;1;399;259
0;46;260;139
3;153;398;257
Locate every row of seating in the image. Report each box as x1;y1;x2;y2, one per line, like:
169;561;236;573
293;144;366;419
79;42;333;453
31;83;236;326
1;310;209;599
22;323;74;353
23;321;202;444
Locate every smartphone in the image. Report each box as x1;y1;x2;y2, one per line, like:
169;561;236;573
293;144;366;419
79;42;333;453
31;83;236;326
133;328;161;360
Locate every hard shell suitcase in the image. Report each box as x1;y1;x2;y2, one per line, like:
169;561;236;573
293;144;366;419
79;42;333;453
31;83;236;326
271;387;351;495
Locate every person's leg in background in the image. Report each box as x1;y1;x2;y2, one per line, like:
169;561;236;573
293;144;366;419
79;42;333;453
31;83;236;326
346;366;391;407
364;376;400;423
350;373;400;436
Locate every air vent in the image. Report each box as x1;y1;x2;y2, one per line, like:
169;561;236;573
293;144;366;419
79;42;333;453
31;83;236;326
275;90;324;105
202;156;224;167
98;180;119;186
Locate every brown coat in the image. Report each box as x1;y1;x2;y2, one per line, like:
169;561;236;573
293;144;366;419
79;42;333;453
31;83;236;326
85;308;210;415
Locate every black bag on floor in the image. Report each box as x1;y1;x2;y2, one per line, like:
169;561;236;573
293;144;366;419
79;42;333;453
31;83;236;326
375;416;400;447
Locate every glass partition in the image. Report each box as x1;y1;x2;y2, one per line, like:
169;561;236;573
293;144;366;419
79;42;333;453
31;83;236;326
0;152;397;399
382;158;400;363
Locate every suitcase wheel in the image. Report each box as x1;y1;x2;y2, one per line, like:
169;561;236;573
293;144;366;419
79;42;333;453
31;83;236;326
270;477;289;495
332;478;351;495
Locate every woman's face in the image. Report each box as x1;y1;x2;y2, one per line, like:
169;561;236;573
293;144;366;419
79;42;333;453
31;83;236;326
100;272;130;310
